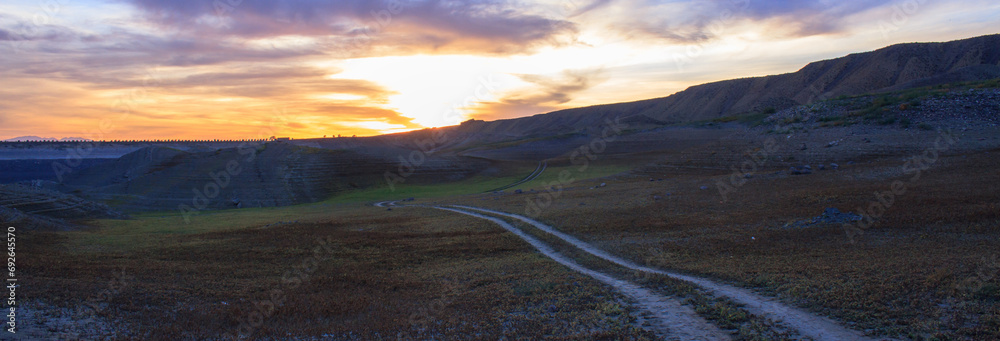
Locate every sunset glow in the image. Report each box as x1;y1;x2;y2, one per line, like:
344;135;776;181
2;0;998;140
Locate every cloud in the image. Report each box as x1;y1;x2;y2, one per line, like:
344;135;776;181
120;0;578;56
569;0;616;17
605;0;891;43
0;20;82;42
471;68;608;120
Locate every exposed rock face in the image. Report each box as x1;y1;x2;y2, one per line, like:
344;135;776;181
0;184;126;220
0;184;127;230
0;205;72;231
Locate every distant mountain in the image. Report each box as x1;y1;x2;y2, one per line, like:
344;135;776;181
4;136;93;142
421;33;1000;146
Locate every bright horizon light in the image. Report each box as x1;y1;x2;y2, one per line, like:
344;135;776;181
1;0;999;140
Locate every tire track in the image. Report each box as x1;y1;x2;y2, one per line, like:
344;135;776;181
433;206;730;340
484;161;547;193
451;205;880;341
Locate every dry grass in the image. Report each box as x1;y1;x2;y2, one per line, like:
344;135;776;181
21;206;656;339
443;146;1000;340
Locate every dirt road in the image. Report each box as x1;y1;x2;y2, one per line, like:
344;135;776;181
451;205;880;341
435;206;731;340
484;161;547;193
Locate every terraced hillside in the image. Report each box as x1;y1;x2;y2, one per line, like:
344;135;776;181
60;143;490;211
0;183;126;230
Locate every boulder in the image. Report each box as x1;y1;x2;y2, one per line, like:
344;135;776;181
790;166;813;175
819;207;863;224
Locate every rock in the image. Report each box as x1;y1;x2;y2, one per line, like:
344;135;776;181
653;195;662;200
799;143;808;150
649;178;655;182
406;197;415;201
790;166;813;175
826;141;839;148
514;189;523;194
830;163;839;170
599;183;607;188
699;185;709;190
386;208;392;211
818;164;826;170
819;207;862;224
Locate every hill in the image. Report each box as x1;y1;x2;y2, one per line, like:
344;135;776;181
58;143;491;211
419;34;1000;148
3;136;93;142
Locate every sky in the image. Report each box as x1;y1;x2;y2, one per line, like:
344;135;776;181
0;0;998;140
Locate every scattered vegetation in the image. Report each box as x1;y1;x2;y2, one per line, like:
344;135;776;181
24;206;657;339
461;147;1000;339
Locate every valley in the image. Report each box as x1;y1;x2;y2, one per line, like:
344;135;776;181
3;36;1000;340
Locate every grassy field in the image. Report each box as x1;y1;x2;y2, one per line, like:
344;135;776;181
23;205;658;339
445;145;1000;340
17;85;1000;339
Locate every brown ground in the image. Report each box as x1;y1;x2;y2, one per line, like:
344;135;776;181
431;125;1000;340
18;207;656;340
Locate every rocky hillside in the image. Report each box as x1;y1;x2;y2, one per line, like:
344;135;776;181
59;143;490;211
0;184;126;220
418;34;1000;148
0;183;127;230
